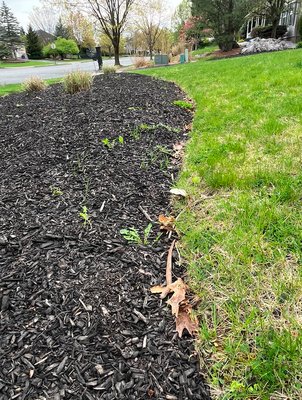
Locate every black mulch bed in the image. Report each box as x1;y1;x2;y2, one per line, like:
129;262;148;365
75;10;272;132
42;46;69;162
0;74;210;400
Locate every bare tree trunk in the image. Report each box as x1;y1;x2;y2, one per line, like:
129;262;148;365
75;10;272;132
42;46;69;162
271;19;279;38
112;35;121;66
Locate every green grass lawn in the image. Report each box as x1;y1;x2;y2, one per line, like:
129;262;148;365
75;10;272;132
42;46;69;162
138;50;302;399
191;44;219;57
0;60;54;68
0;78;62;96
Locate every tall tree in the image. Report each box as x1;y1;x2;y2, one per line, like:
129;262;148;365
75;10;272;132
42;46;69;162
134;0;168;60
0;1;21;58
53;0;134;65
55;17;70;39
66;12;95;50
253;0;289;38
191;0;250;51
26;25;43;59
172;0;191;39
29;4;60;35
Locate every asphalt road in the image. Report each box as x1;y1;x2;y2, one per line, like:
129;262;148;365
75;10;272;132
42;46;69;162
0;57;133;85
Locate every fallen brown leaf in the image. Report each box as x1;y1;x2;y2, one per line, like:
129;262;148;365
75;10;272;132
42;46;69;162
167;278;187;317
158;214;176;231
176;304;198;338
151;278;187;316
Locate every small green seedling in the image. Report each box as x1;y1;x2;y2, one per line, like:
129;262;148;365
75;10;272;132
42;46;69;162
128;106;142;111
51;186;63;196
173;100;194;110
120;223;153;245
118;135;124;144
143;223;153;244
120;227;142;244
102;137;115;149
130;123;179;140
79;205;91;227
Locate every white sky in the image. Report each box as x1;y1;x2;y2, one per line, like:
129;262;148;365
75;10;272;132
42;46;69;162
7;0;182;29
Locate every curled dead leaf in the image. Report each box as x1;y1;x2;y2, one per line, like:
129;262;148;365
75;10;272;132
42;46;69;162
151;278;187;316
158;214;175;231
176;304;198;338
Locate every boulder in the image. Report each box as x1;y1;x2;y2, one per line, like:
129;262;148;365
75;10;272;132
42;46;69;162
241;37;295;55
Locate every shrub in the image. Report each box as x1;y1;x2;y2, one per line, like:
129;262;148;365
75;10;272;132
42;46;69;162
102;66;116;74
22;76;47;92
296;41;302;48
43;38;79;60
251;25;287;39
133;57;150;68
63;71;93;94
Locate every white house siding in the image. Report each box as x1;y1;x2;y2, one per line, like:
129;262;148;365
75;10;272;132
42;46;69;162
246;1;301;41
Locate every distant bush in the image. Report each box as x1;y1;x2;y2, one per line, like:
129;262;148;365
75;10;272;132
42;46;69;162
251;25;287;39
22;76;47;92
43;38;79;60
63;71;93;94
296;41;302;48
102;66;116;74
133;57;150;69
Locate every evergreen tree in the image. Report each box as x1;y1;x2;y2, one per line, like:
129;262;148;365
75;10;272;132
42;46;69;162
26;25;43;59
191;0;250;51
0;41;10;58
55;18;70;39
0;1;21;57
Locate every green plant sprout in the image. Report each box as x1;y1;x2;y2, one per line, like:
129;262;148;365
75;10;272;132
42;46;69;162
128;106;143;111
118;135;124;144
173;99;194;110
120;223;153;245
79;205;91;227
130;123;179;140
50;186;63;196
141;145;172;170
101;137;116;149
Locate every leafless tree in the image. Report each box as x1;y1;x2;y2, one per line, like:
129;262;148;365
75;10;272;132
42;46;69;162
133;0;168;60
29;4;60;34
87;0;135;65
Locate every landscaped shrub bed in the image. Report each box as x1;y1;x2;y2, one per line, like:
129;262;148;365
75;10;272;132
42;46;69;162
0;74;210;400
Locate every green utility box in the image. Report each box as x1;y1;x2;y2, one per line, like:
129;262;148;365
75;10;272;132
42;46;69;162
180;54;185;64
154;54;169;65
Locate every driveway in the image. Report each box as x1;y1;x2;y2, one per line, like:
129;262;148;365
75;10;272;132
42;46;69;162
0;57;133;85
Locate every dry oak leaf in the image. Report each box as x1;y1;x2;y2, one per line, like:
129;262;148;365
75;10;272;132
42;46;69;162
158;214;175;231
176;304;198;338
151;278;187;317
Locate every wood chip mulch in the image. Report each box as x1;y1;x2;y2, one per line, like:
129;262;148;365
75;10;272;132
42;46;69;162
0;74;211;400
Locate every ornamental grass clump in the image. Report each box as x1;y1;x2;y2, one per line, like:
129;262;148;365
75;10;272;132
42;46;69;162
63;71;93;94
22;76;47;92
102;66;117;74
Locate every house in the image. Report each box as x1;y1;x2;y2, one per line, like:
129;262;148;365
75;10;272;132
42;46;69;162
246;1;301;41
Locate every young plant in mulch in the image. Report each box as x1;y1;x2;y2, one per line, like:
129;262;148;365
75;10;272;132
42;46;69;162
79;205;91;227
101;135;124;149
140;145;172;170
120;223;153;245
50;186;63;196
131;123;180;140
